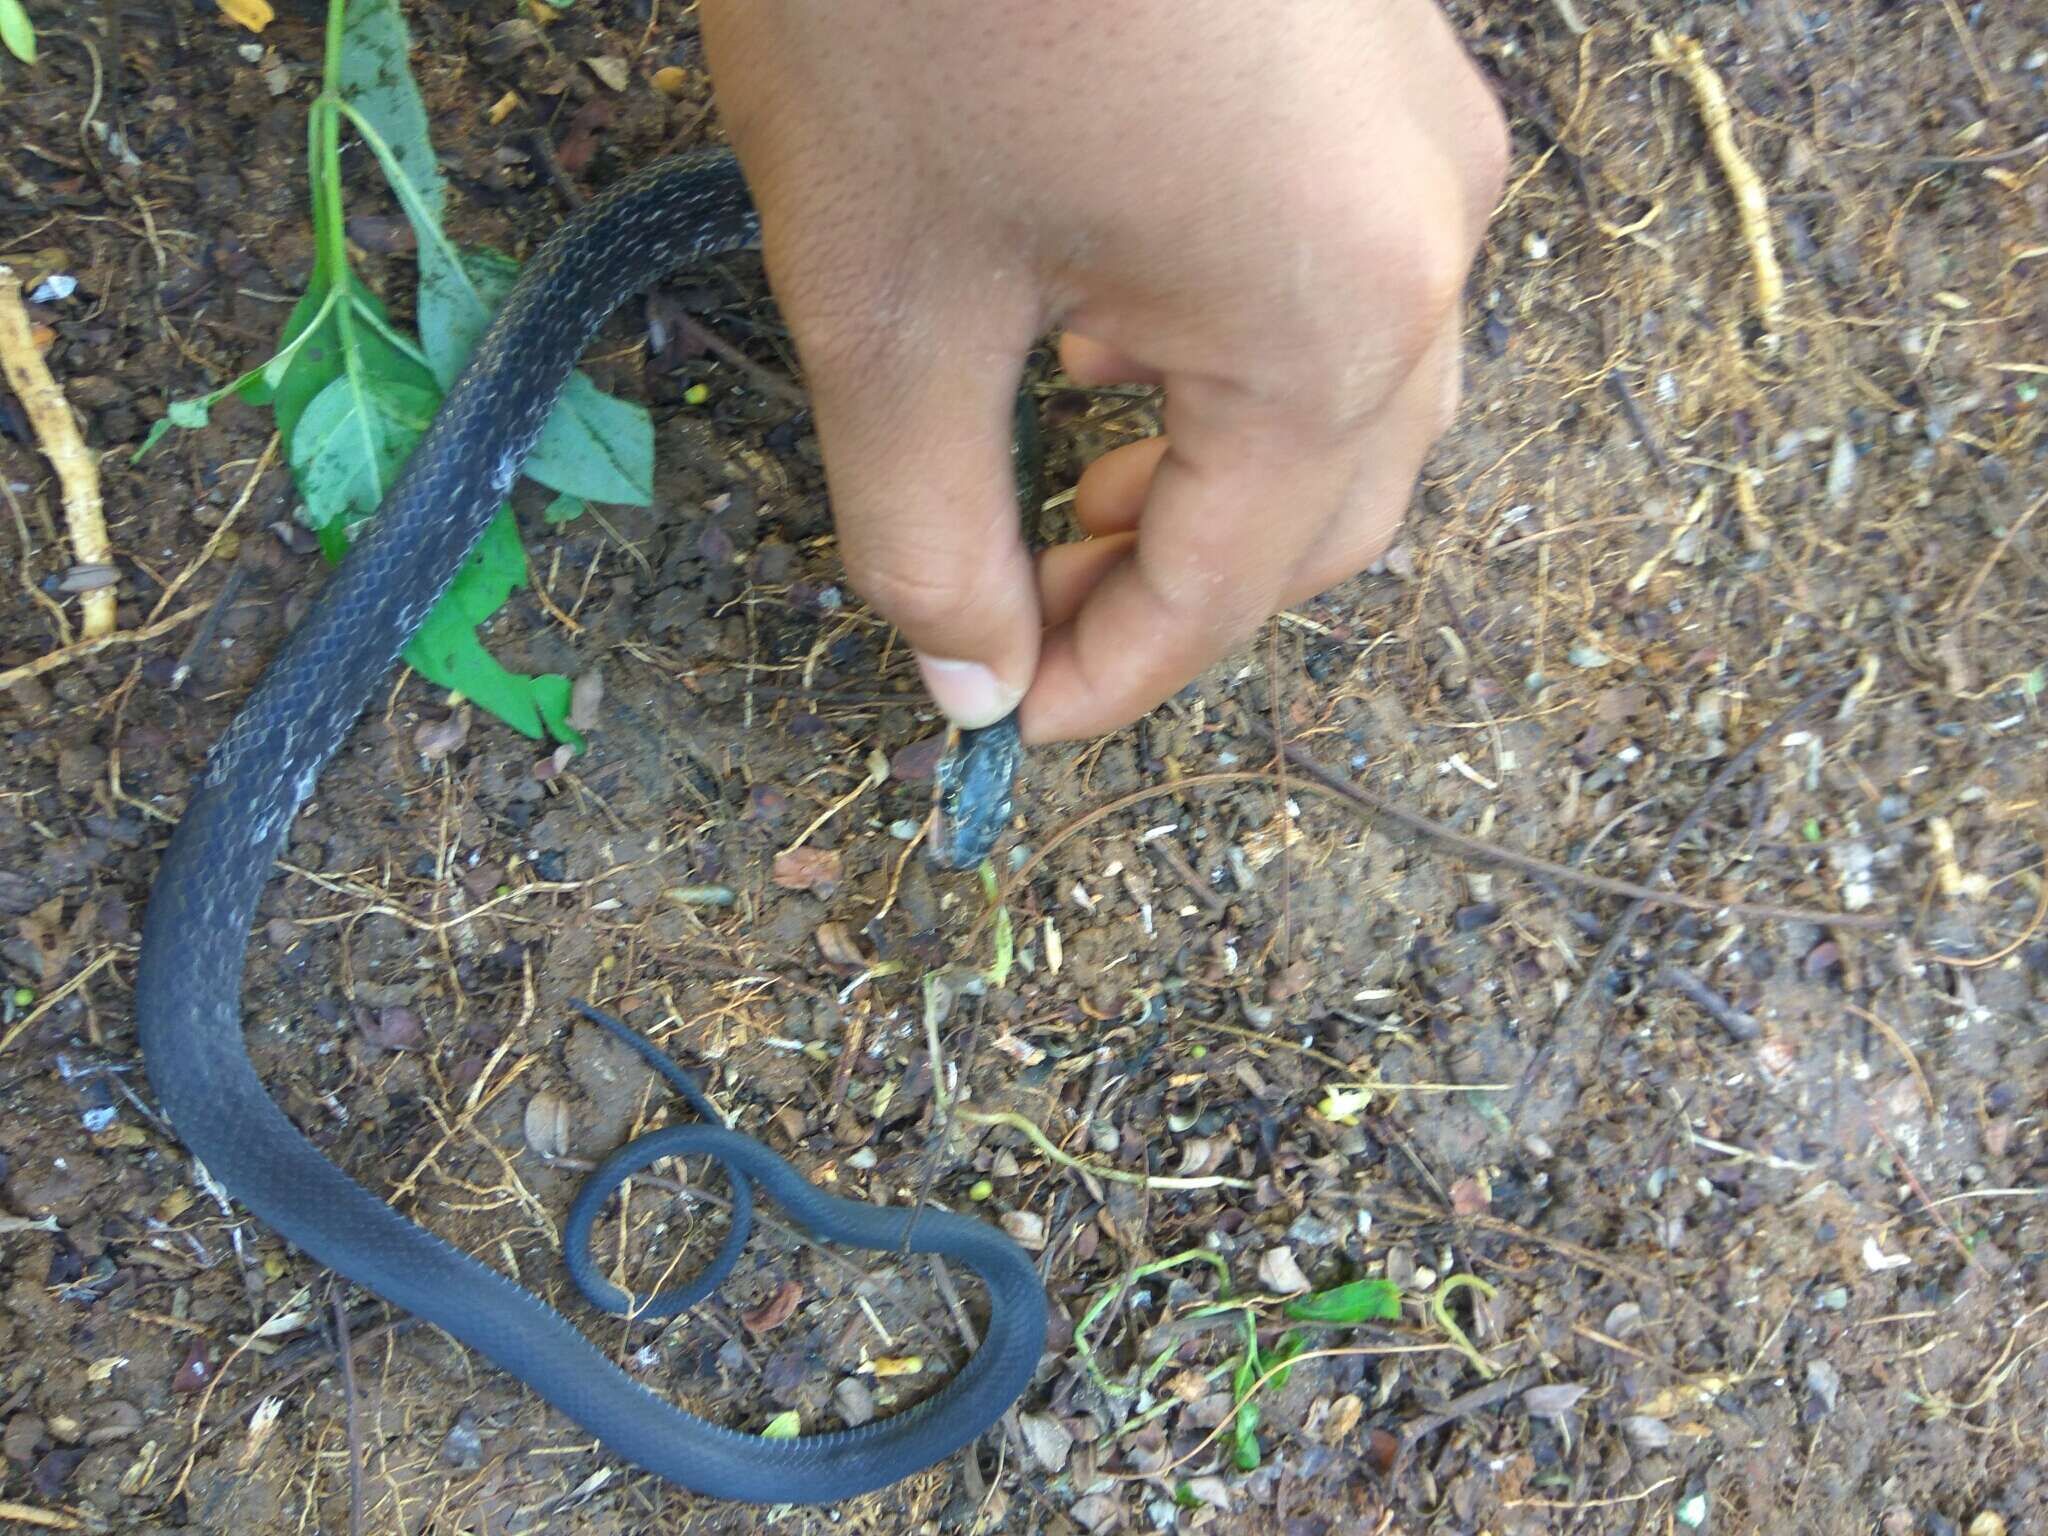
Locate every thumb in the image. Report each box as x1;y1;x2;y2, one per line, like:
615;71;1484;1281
799;299;1043;729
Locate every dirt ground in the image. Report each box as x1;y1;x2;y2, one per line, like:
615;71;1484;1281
3;2;2044;1533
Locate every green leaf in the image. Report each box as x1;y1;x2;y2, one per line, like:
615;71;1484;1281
1282;1277;1402;1326
132;396;219;462
415;246;517;387
406;607;563;742
542;493;588;525
288;371;440;534
0;0;36;64
759;1410;801;1440
1230;1351;1262;1471
524;374;656;506
1265;1330;1308;1394
337;0;444;226
441;505;529;621
340;97;656;508
392;510;582;746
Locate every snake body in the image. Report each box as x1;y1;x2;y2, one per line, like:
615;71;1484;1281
134;150;1045;1504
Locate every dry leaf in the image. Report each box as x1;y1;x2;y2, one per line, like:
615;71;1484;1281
1173;1137;1223;1178
1018;1412;1072;1471
772;846;842;897
1319;1393;1364;1446
217;0;273;33
1522;1382;1590;1421
1000;1210;1046;1249
740;1280;802;1335
1449;1173;1492;1216
239;1397;284;1471
813;922;867;970
18;896;69;980
414;709;470;761
1257;1246;1312;1295
583;55;631;91
1621;1413;1673;1449
864;1355;924;1378
568;669;604;732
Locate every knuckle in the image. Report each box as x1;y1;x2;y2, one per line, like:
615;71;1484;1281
844;547;987;636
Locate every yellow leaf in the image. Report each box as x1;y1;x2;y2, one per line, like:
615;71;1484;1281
217;0;274;34
651;66;690;99
862;1355;925;1378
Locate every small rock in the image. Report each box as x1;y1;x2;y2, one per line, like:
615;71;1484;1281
4;1413;47;1464
1805;1359;1841;1414
360;1005;423;1051
523;1091;573;1159
440;1411;483;1468
832;1377;875;1427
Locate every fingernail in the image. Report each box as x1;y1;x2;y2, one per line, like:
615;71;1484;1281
915;654;1023;730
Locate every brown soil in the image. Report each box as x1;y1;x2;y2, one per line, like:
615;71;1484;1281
2;3;2043;1534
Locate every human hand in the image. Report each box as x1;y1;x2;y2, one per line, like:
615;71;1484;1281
697;0;1505;742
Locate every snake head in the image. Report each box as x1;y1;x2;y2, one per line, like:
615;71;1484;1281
929;713;1021;870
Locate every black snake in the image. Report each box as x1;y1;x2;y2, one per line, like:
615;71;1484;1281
134;149;1044;1505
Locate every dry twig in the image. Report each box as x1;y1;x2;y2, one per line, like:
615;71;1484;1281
0;264;114;638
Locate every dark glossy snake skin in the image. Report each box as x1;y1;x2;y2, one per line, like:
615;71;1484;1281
134;150;1044;1505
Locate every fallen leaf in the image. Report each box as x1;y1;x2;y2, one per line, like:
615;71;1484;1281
1449;1173;1492;1216
1070;1493;1121;1533
772;847;842;897
651;65;691;98
813;922;866;970
18;896;69;980
171;1340;216;1394
414;709;470;761
1018;1412;1072;1471
568;669;604;732
238;1398;284;1471
863;1355;923;1378
217;0;273;32
1257;1246;1312;1296
1000;1210;1046;1249
583;55;631;91
1522;1382;1590;1421
1621;1413;1674;1448
759;1410;800;1440
740;1280;803;1335
1861;1235;1910;1272
1319;1394;1364;1445
889;733;948;782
